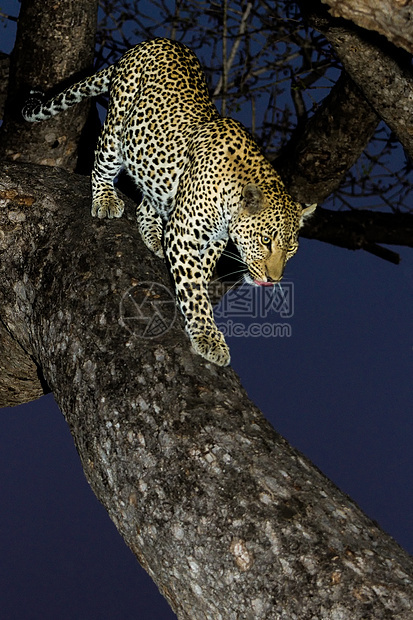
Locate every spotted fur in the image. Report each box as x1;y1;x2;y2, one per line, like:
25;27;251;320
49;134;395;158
22;38;315;366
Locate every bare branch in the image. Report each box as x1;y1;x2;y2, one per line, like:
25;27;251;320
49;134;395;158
213;1;253;102
301;205;413;263
221;0;228;116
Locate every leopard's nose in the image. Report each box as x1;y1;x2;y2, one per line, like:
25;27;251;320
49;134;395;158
266;273;282;284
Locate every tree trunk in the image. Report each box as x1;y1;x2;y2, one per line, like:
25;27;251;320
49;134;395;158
0;0;98;170
1;161;413;618
0;52;10;120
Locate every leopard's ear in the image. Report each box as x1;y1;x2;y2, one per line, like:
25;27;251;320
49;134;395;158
241;183;265;214
300;203;317;226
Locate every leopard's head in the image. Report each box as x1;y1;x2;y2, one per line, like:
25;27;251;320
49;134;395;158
229;182;316;285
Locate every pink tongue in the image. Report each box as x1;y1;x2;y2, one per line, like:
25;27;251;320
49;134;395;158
254;279;274;287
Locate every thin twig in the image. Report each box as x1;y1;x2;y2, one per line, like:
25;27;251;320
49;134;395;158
213;1;253;103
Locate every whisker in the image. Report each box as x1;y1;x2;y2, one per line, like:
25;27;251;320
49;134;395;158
209;267;247;286
224;275;245;295
221;249;241;259
269;282;287;311
221;249;246;265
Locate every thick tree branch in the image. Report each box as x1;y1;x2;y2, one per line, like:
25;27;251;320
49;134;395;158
321;0;413;54
299;0;413;161
1;161;413;617
276;72;379;204
300;206;413;264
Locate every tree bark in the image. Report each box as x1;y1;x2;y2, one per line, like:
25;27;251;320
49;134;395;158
276;73;379;204
0;52;10;120
299;0;413;161
0;318;45;407
0;0;98;171
1;161;413;618
321;0;413;54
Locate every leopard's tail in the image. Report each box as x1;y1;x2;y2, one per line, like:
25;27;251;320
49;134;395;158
22;64;115;122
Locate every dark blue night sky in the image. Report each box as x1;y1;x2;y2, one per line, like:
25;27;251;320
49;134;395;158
0;2;412;618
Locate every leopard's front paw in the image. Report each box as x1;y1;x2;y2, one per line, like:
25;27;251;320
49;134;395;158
189;330;231;367
92;194;124;219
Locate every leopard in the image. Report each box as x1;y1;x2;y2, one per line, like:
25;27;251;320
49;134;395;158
22;37;315;367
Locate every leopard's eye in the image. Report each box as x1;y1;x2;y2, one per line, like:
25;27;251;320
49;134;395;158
261;235;272;247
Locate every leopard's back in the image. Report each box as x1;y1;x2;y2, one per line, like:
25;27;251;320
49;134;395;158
109;39;219;212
